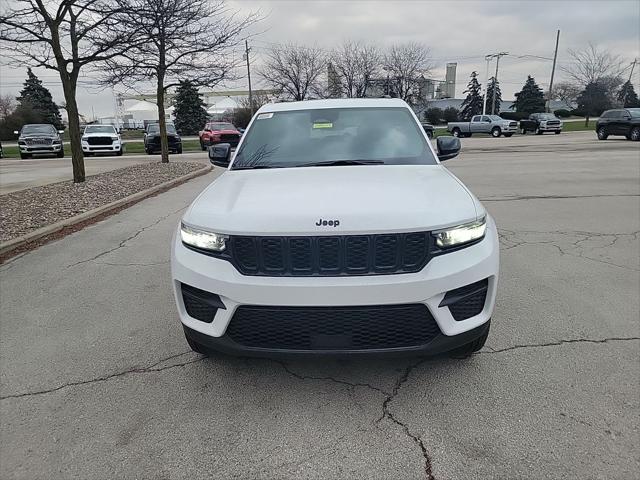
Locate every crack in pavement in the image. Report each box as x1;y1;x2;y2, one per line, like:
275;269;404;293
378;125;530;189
273;361;390;395
0;351;202;400
66;205;188;268
94;261;170;267
498;228;640;271
375;358;435;480
477;336;640;355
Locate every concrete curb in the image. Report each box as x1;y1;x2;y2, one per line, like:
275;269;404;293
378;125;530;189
0;164;212;257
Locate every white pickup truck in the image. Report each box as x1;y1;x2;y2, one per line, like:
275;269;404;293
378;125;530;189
447;115;518;138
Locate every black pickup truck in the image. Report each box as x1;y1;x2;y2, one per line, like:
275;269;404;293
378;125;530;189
519;113;563;135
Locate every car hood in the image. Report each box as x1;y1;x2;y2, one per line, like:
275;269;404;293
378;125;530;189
19;133;58;139
83;132;118;137
212;129;240;135
184;165;483;235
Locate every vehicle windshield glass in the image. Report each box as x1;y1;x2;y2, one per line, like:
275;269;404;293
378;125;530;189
537;114;556;120
85;125;116;134
627;109;640;118
488;115;503;121
210;123;235;130
148;124;177;134
22;124;56;135
232;107;436;169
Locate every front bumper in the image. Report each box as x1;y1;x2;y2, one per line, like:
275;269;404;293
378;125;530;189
82;141;122;153
171;217;499;355
19;144;62;153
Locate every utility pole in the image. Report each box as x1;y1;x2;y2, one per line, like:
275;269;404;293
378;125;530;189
628;58;638;82
546;29;560;113
482;55;492;115
244;40;253;116
490;52;508;115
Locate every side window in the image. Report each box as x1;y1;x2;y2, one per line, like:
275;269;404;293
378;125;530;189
471;116;480;122
481;116;491;122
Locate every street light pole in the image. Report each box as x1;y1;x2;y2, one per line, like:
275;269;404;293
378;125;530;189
245;40;253;116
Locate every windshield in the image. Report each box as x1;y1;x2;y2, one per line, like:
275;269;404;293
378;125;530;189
85;125;116;134
232;107;436;169
209;123;236;130
628;109;640;118
537;114;557;120
147;124;177;134
21;124;56;135
488;115;503;122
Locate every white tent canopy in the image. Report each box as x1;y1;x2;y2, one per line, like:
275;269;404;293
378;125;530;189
206;97;239;114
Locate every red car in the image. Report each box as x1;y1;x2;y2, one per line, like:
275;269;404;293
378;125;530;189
199;122;241;150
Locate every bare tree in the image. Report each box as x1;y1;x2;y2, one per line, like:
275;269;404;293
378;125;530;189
0;94;15;120
551;81;581;109
258;44;326;101
101;0;259;163
331;41;380;98
0;0;135;182
383;42;433;103
561;43;624;86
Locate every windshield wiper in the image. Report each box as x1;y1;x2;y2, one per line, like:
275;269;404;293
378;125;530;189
296;159;384;167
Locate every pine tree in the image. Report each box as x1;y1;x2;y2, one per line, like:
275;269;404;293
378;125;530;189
16;68;63;129
512;75;545;114
577;82;611;125
458;72;483;121
617;80;640;108
485;76;502;115
173;80;209;135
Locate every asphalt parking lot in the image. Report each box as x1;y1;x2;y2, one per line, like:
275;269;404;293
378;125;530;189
1;131;639;479
0;152;206;194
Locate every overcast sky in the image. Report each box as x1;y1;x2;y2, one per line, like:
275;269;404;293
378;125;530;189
1;0;638;118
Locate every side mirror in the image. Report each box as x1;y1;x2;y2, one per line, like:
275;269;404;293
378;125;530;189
208;143;231;167
436;136;461;161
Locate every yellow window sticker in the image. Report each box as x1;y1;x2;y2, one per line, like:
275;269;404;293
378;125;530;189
313;122;333;129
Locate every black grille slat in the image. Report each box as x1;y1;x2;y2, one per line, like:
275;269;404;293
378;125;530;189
318;237;341;272
228;232;432;277
87;136;113;146
226;304;441;350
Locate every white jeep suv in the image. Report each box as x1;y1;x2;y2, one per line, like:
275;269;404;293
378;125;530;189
171;98;499;356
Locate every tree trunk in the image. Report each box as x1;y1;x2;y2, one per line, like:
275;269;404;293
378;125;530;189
61;76;85;183
157;80;169;164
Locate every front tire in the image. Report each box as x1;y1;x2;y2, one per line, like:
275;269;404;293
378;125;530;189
520;128;527;135
116;148;124;156
554;130;561;135
20;152;31;159
451;321;490;357
630;127;640;141
200;139;206;151
491;127;501;138
503;133;513;138
57;149;64;158
597;127;608;140
535;127;542;135
452;128;461;137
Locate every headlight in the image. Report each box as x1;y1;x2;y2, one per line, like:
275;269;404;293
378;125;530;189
111;135;119;140
180;223;228;252
53;139;62;144
81;137;88;142
434;217;486;249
